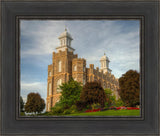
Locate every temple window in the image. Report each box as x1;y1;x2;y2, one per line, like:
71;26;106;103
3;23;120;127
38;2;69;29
57;79;62;93
49;71;51;76
83;67;85;72
74;65;77;71
58;61;62;72
49;83;52;95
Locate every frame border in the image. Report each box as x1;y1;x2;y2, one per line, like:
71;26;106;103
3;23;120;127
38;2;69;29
1;0;159;135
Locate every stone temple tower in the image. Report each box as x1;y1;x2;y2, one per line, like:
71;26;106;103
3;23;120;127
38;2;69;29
46;29;119;111
46;28;78;111
100;53;112;73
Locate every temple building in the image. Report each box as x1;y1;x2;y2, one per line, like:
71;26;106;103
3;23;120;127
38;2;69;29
46;29;119;111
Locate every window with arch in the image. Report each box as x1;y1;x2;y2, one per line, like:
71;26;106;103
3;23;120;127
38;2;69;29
49;71;51;76
58;61;62;72
83;67;85;72
57;79;62;93
73;65;77;71
83;78;86;85
48;83;52;95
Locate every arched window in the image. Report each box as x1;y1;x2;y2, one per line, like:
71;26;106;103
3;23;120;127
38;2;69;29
73;65;77;71
57;79;62;93
49;71;51;76
58;61;62;72
48;83;52;95
83;78;86;85
83;67;85;72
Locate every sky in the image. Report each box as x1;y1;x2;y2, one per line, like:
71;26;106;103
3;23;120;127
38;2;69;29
20;20;140;103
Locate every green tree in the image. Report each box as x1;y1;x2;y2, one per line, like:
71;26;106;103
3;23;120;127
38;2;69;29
80;81;106;108
59;78;83;108
20;96;24;112
25;93;45;114
104;88;116;108
119;70;140;107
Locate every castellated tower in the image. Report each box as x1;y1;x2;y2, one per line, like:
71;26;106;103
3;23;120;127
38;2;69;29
46;29;119;111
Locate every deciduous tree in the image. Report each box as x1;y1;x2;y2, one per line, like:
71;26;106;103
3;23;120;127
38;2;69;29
80;81;106;107
59;78;83;108
119;70;140;107
25;93;45;114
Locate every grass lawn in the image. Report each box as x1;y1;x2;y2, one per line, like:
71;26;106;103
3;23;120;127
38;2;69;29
68;110;140;116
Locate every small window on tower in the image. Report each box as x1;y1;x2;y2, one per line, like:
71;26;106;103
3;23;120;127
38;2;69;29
57;79;62;93
58;61;62;72
49;71;51;76
49;83;52;95
74;65;77;71
83;67;85;72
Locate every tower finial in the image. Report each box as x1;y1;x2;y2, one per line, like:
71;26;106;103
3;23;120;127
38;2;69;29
65;25;67;31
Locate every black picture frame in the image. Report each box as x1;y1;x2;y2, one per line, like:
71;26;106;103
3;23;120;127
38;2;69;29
1;0;159;135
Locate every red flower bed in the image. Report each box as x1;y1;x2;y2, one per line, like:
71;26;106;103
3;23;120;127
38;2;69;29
127;107;139;110
116;106;139;110
116;106;127;110
85;108;101;113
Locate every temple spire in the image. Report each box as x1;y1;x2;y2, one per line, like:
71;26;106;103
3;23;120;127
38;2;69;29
56;28;75;52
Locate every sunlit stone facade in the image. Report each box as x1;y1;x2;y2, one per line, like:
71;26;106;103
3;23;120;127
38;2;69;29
46;29;119;111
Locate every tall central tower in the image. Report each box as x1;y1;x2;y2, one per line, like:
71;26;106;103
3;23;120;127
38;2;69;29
46;29;78;111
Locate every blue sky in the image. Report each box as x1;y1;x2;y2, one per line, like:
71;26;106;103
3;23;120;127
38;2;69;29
20;20;140;103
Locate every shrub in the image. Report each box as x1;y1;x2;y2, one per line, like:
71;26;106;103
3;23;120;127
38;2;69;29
114;99;125;107
75;101;87;111
63;109;71;115
51;106;64;115
63;105;78;115
91;103;101;110
80;81;106;107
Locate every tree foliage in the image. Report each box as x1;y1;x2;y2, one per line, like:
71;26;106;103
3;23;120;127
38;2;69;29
20;96;24;112
80;81;106;107
59;78;83;108
104;88;116;107
119;70;140;107
25;93;45;114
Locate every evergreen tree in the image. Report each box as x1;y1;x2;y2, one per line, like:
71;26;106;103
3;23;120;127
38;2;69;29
20;96;24;112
